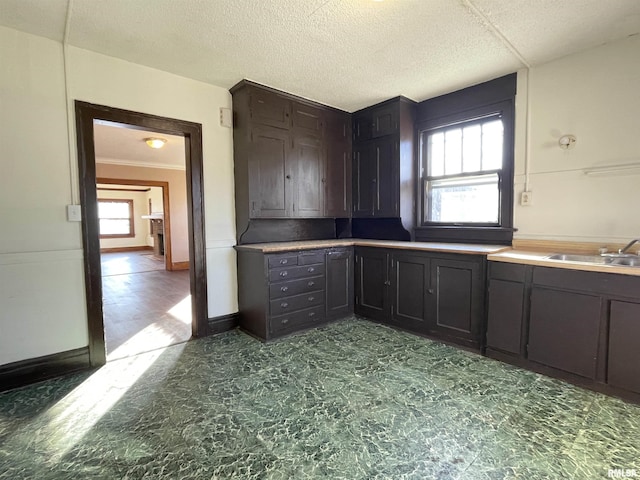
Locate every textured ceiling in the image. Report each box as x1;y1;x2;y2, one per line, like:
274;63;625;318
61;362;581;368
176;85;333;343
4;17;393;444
1;0;639;111
94;121;186;170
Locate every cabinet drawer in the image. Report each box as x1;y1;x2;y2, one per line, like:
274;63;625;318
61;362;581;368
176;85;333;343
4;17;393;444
270;290;325;316
269;275;324;299
268;254;298;269
298;250;325;265
489;261;527;283
270;306;325;335
269;264;325;282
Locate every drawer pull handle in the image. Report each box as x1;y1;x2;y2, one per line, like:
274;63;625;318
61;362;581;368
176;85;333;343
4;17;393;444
427;288;434;294
281;302;289;308
307;281;315;287
280;271;288;277
282;318;289;324
308;296;314;301
281;286;289;292
280;259;288;265
308;312;315;317
307;267;315;273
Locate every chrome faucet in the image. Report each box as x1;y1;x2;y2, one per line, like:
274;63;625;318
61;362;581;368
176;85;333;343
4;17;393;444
619;238;640;255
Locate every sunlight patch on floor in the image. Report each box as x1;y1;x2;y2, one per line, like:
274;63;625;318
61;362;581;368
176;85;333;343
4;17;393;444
36;344;185;463
167;295;192;324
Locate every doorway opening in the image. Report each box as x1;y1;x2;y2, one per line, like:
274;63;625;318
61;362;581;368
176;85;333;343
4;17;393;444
76;102;208;367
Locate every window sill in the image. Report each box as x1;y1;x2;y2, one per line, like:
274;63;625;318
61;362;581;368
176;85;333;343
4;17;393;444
414;226;514;245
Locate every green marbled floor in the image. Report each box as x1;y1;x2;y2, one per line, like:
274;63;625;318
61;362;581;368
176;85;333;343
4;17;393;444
1;317;639;479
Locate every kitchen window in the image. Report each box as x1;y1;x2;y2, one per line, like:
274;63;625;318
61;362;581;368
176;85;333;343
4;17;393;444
414;73;516;244
422;115;503;224
98;199;134;238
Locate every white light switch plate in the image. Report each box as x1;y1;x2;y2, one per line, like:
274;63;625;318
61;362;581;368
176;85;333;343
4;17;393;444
67;204;82;222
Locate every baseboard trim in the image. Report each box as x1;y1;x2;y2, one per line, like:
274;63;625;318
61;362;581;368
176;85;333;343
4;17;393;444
207;313;239;335
0;347;91;392
171;261;190;271
100;246;153;253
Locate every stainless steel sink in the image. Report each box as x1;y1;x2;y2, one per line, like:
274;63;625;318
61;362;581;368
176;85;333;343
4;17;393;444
545;254;609;264
545;253;640;267
610;256;640;267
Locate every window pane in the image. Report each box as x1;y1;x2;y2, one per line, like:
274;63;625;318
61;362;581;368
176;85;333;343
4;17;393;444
481;119;503;171
98;201;130;219
426;173;499;223
100;219;131;235
444;128;462;175
427;132;444;176
462;124;481;172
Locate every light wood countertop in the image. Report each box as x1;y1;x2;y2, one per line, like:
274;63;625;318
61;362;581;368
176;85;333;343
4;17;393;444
488;250;640;276
235;239;509;255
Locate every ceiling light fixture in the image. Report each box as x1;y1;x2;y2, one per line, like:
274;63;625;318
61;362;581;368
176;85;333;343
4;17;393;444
144;137;167;149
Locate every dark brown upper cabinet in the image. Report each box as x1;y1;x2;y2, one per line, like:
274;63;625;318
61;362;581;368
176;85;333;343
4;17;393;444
351;97;416;235
325;110;352;218
231;80;352;240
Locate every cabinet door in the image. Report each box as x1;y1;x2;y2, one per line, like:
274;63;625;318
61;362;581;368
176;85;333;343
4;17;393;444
608;301;640;394
326;248;354;319
354;248;390;321
371;104;398;138
325;141;351;217
528;287;601;379
352;142;375;217
249;88;290;129
248;126;291;217
292;102;324;135
292;134;324;217
373;137;398;217
429;257;482;344
486;279;524;355
325;111;351;217
391;252;430;333
352;113;372;142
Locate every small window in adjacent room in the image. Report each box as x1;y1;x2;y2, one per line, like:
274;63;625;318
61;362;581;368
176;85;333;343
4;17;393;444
98;199;134;238
422;115;503;224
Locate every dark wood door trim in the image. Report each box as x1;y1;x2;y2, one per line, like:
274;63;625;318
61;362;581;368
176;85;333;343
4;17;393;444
75;101;208;367
97;178;172;271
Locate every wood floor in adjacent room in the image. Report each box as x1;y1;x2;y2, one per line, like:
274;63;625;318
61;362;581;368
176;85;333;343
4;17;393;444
101;250;191;361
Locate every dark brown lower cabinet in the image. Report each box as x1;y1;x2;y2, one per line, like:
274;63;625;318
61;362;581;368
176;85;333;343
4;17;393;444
528;287;601;379
355;247;486;349
486;280;525;355
326;248;354;319
608;301;640;394
354;247;390;321
390;252;430;332
487;261;640;403
237;247;353;341
429;257;484;349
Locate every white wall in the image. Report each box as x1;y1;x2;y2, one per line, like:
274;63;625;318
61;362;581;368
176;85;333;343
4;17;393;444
97;189;150;249
514;34;640;243
0;26;237;366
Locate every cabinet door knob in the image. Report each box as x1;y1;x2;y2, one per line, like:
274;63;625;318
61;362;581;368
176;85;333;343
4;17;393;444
308;296;314;301
307;281;315;287
281;302;289;308
282;318;289;324
280;259;288;264
428;288;434;294
308;267;315;273
286;175;291;179
281;286;289;292
308;312;315;317
280;271;288;277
